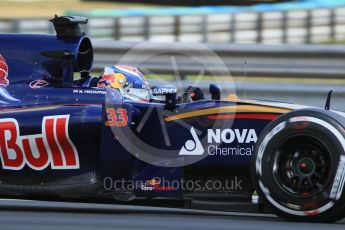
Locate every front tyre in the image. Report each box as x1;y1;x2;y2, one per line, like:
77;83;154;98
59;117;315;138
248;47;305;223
251;109;345;222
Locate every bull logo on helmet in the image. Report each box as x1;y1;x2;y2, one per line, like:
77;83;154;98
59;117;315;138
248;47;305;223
97;66;127;89
97;65;152;102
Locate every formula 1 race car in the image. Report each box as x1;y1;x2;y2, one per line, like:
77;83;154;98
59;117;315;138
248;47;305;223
0;16;345;223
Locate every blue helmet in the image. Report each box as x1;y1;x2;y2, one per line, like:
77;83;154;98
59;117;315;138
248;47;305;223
98;65;151;101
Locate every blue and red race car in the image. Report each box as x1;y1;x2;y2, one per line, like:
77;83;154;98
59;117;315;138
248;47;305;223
0;16;345;222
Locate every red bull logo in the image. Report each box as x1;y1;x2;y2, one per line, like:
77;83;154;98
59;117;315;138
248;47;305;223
141;178;176;192
97;73;126;89
145;178;161;186
102;74;116;83
0;115;79;170
97;74;115;88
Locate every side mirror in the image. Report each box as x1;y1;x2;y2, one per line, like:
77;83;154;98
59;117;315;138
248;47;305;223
152;86;177;111
209;84;222;100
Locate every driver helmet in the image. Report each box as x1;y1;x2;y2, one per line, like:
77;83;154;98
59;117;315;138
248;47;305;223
97;65;151;102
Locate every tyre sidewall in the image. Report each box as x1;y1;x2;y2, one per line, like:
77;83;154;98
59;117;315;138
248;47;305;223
252;109;345;222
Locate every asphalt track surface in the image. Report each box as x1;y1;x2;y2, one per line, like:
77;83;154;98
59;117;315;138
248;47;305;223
0;199;344;230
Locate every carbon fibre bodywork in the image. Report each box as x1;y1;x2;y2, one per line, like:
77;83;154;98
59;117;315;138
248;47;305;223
0;81;298;200
0;17;306;204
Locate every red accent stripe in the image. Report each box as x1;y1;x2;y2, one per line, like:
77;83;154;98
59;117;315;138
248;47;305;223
56;117;77;166
45;118;64;166
208;113;280;120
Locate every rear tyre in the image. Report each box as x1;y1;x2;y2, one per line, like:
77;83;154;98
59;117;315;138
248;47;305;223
251;109;345;222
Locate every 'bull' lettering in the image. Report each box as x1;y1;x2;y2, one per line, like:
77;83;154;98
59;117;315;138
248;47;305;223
0;115;79;170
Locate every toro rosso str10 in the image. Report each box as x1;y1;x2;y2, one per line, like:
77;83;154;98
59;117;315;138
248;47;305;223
0;16;345;223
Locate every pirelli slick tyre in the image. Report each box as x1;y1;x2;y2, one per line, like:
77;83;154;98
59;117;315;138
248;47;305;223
251;109;345;222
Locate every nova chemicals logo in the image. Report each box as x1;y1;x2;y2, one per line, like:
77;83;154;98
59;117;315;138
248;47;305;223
207;129;258;156
179;127;204;156
180;128;258;156
208;129;257;144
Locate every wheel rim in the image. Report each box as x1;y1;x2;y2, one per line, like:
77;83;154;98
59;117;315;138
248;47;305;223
273;134;333;197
